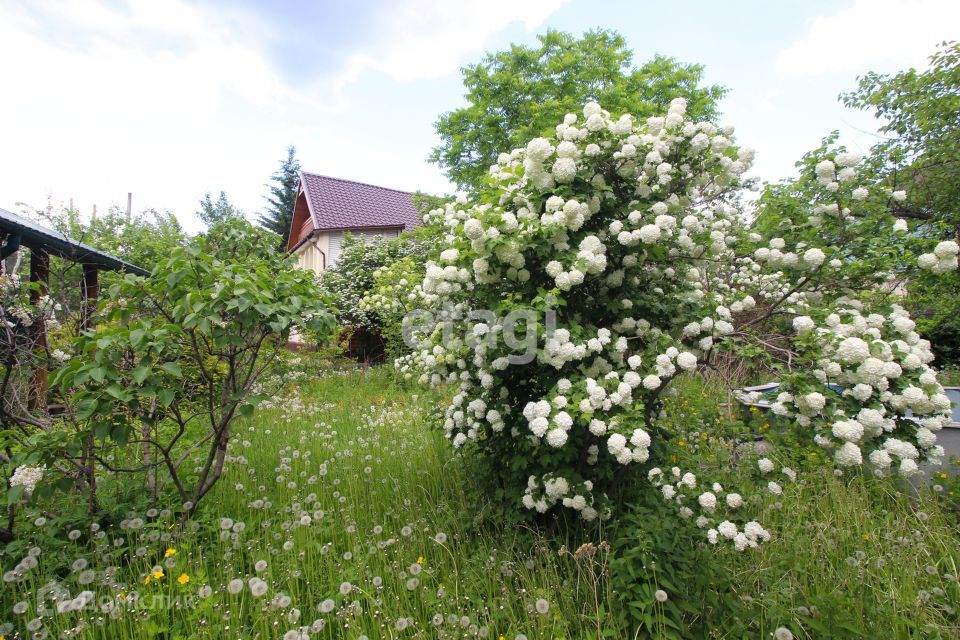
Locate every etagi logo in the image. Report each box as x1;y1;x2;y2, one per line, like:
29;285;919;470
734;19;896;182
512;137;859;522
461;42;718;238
35;580;197;615
401;306;558;366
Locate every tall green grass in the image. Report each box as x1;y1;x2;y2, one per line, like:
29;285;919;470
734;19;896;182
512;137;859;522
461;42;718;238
2;368;958;639
1;369;615;639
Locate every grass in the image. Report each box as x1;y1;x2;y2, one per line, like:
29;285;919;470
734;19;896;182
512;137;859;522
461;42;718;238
722;469;960;638
1;368;615;639
1;367;959;639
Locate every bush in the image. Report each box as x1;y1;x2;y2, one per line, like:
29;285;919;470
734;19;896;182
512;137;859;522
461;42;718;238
319;233;433;359
3;220;337;527
396;99;954;549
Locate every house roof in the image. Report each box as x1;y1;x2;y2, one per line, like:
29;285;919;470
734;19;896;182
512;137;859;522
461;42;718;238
299;172;421;233
0;207;149;275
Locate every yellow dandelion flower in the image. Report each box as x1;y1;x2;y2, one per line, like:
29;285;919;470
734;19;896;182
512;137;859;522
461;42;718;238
164;548;177;558
152;570;164;581
177;573;190;585
417;556;424;565
862;534;870;541
143;576;151;585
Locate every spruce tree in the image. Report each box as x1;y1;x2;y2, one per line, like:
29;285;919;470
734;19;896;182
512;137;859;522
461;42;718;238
258;146;301;249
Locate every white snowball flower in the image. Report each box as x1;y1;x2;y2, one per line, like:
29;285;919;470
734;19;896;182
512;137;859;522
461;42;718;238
803;248;825;268
834;441;863;467
793;316;815;334
545;428;568;448
698;492;717;512
836;337;870;364
676;352;697;371
552;157;578;183
832;420;864;442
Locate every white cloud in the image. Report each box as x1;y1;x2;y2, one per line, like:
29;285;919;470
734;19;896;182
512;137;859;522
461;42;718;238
320;0;569;107
0;0;566;232
776;0;958;76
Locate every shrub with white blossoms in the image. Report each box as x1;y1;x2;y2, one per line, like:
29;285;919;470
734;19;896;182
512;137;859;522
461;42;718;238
396;100;950;549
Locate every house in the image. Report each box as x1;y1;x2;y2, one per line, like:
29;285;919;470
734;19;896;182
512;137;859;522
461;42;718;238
286;172;421;274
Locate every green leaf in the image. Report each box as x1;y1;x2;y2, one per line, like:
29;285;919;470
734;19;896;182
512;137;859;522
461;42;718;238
105;383;132;402
7;484;25;505
158;388;176;407
93;421;112;441
131;363;151;385
110;423;131;447
76;397;99;420
159;362;182;378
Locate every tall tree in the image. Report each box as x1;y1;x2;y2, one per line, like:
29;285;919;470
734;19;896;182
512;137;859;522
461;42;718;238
841;41;960;234
258;146;301;249
197;191;243;228
842;41;960;364
755;42;960;364
430;29;727;193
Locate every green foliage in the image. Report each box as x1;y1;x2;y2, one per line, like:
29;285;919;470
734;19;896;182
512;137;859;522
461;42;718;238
51;219;335;512
430;29;726;193
842;41;960;232
35;204;185;272
758;42;960;366
320;233;433;332
257;145;301;250
611;374;960;638
844;42;960;366
196;191;244;228
610;492;741;639
361;251;438;361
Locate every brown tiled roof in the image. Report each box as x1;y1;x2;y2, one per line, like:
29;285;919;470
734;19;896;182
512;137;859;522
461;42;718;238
299;172;421;232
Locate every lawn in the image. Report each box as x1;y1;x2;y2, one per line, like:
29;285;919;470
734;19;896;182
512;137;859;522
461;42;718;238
2;367;959;639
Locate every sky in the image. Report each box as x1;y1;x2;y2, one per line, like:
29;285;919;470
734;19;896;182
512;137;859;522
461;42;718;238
0;0;957;232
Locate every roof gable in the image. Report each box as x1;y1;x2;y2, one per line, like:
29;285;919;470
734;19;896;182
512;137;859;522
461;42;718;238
298;172;421;235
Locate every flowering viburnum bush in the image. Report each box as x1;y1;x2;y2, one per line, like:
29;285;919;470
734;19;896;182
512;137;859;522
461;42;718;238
396;99;951;549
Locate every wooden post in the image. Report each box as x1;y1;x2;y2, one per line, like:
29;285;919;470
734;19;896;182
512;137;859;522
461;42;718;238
81;264;99;330
28;248;49;412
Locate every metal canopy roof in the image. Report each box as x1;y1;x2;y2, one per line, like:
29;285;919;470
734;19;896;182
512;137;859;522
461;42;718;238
0;207;149;276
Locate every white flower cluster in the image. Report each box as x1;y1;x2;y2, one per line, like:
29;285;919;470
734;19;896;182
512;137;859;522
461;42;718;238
648;466;772;551
772;302;948;476
521;474;599;521
917;240;959;274
399;100;950;542
10;465;45;494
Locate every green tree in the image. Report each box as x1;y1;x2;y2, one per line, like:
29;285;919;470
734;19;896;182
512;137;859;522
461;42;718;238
197;191;244;227
258;146;301;249
51;219;335;517
430;29;726;193
33;204;184;272
756;42;960;364
841;41;959;234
